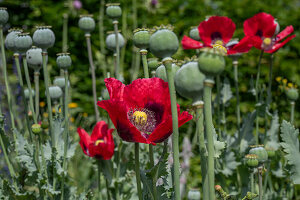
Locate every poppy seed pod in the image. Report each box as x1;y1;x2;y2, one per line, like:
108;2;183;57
133;29;150;50
148;58;160;69
175;61;205;102
0;7;8;27
26;46;43;71
198;48;225;78
286;88;298;101
187;188;201;200
105;32;125;52
149;26;179;59
14;33;32;54
56;53;72;70
249;146;268;163
48;86;63;100
245;154;259;168
189;27;200;41
155;63;179;82
78;15;95;34
5;28;22;52
53;76;69;89
31;124;42;135
24;88;35;99
265;147;276;158
33;26;55;51
106;3;122;19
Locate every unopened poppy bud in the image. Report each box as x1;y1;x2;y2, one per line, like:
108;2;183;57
286;88;298;101
187;188;201;200
265;147;276;158
0;7;8;27
133;28;150;50
78;15;95;34
149;26;179;59
249;145;268;163
5;28;22;52
198;48;225;78
26;46;43;71
105;32;125;52
33;26;55;51
24;88;35;100
175;61;205;102
215;185;222;191
106;3;122;19
41;119;49;129
14;33;32;54
147;58;159;69
56;53;72;70
156;63;179;82
32;124;41;135
189;27;200;41
48;86;63;100
245;154;259;167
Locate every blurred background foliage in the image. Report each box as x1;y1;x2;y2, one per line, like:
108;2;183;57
0;0;299;197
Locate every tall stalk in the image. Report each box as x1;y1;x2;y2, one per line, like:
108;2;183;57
98;161;103;200
113;21;120;79
194;101;209;200
266;54;274;105
62;13;68;53
85;34;100;122
34;70;40;120
258;166;263;200
291;101;295;124
233;59;241;130
203;79;215;200
216;75;221;134
163;58;180;200
99;0;106;55
135;143;143;200
140;50;149;79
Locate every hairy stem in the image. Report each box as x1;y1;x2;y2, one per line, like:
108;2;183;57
233;59;241;130
135;143;143;200
266;53;274;105
113;21;120;79
34;71;40;121
291;101;295;125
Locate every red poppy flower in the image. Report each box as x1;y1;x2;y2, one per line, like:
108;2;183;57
77;121;115;160
243;12;296;53
181;16;253;55
97;78;192;145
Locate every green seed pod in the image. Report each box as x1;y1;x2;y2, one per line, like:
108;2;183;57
41;119;49;129
32;124;42;135
189;27;200;41
33;26;55;51
24;88;35;100
265;147;276;158
53;76;70;90
286;88;298;101
133;29;150;50
5;28;22;52
105;32;125;52
14;33;32;54
78;15;95;33
245;154;259;168
0;7;9;27
48;86;63;100
56;53;72;70
249;146;268;163
26;46;43;71
106;3;122;19
149;27;179;59
155;63;179;82
187;188;201;200
198;48;225;78
147;58;160;69
175;61;205;102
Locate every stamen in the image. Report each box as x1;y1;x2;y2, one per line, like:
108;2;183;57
133;111;147;125
128;108;157;134
212;43;227;54
214;40;223;45
95;140;104;146
263;38;271;45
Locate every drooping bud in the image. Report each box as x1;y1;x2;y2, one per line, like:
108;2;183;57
187;188;201;200
48;86;63;100
26;46;43;71
133;28;150;50
56;53;72;70
0;7;9;27
106;3;122;20
31;124;42;135
105;32;125;52
14;32;32;54
149;25;179;59
198;48;225;78
249;145;268;163
155;63;179;82
78;14;95;34
33;26;55;51
5;28;23;52
245;154;259;167
189;27;200;41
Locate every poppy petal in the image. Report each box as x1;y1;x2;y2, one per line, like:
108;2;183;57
77;127;92;156
181;35;204;49
199;16;235;46
266;34;296;54
104;78;125;100
227;36;253;54
91;121;108;141
276;25;294;42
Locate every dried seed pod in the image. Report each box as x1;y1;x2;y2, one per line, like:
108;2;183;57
33;26;55;51
78;15;95;34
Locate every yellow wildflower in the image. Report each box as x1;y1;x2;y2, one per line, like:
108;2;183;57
40;101;45;107
275;77;281;82
43;112;48;118
83;112;88;117
282;79;288;84
288;83;293;88
70;117;75;123
68;102;78;109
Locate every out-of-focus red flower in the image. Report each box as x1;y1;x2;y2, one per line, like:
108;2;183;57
97;78;192;145
243;12;296;53
73;0;82;10
77;121;114;160
181;16;253;55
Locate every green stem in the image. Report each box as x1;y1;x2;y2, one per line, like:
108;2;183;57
99;0;106;55
105;178;111;200
62;13;68;53
135;143;143;200
61;70;69;200
291;101;295;125
39;134;48;180
266;53;274;105
250;171;254;193
194;102;209;200
0;28;16;132
233;59;241;130
113;21;120;79
164;58;180;200
34;71;40;121
98;161;103;200
85;34;100;122
23;56;37;124
0;128;16;178
216;75;221;135
203;79;215;200
140;50;149;78
149;145;157;200
263;162;273;194
258;166;263;200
